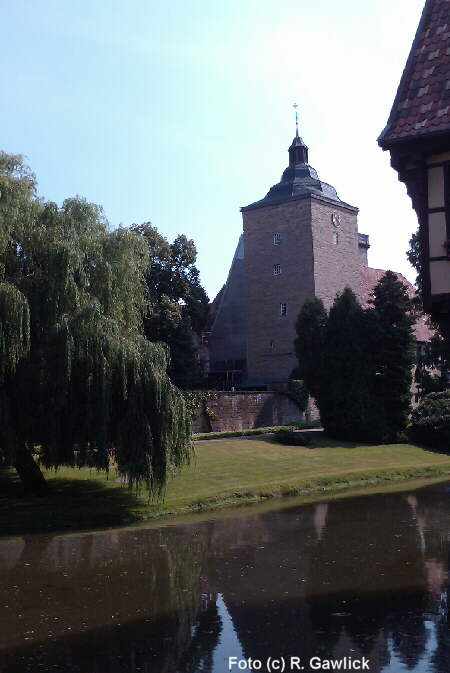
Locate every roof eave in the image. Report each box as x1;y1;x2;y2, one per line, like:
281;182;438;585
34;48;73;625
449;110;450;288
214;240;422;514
378;126;450;154
241;192;358;213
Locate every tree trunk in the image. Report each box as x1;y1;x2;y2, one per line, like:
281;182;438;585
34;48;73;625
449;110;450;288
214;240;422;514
14;445;49;496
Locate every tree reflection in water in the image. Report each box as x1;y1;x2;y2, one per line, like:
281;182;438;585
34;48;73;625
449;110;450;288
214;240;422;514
0;481;448;673
0;525;217;672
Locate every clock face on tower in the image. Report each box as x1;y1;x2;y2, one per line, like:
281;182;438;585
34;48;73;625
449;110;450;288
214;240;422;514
331;213;341;228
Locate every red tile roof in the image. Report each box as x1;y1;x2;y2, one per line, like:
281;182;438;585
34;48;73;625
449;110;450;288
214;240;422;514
359;266;433;342
379;0;450;145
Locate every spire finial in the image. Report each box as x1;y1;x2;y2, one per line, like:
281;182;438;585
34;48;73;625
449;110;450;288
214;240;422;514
293;102;299;137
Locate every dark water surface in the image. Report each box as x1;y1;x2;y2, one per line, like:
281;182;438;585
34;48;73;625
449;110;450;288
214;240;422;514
0;481;448;673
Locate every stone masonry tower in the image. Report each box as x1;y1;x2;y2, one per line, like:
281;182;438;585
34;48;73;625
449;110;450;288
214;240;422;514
241;127;361;384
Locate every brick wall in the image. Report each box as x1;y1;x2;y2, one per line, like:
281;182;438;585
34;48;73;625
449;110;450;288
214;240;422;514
242;196;315;382
192;391;308;433
242;193;360;382
311;198;361;309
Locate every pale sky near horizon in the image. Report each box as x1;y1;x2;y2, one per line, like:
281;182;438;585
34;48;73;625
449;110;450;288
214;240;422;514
1;0;426;300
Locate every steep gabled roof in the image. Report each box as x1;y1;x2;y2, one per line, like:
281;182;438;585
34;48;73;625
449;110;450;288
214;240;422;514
379;0;450;147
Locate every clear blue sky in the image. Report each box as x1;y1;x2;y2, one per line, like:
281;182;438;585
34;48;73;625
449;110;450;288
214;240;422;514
2;0;425;299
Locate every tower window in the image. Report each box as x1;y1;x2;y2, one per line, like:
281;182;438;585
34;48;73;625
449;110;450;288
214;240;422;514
269;339;275;350
273;232;282;246
332;231;339;245
273;264;282;276
280;302;287;316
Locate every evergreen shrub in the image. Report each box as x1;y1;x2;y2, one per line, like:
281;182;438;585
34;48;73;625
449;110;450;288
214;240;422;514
272;430;312;446
409;391;450;451
294;273;416;443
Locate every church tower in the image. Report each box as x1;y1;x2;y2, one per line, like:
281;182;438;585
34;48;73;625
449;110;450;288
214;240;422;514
241;126;361;384
208;122;371;388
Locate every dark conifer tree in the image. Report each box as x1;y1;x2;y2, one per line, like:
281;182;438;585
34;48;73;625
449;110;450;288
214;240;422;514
294;297;327;401
320;288;382;441
370;271;416;441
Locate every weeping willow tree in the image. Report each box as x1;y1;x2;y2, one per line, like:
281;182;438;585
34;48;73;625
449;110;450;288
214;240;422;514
0;152;192;495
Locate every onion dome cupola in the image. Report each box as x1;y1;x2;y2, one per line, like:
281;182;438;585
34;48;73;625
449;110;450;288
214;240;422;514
243;112;342;208
288;128;309;165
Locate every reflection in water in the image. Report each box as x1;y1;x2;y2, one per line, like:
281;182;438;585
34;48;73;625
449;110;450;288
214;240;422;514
0;481;448;673
211;595;243;673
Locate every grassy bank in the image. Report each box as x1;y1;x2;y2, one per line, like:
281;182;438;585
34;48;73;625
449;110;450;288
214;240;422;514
1;434;450;537
192;421;321;440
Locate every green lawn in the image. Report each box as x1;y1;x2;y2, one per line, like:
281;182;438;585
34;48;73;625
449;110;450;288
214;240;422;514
1;434;450;537
167;435;450;502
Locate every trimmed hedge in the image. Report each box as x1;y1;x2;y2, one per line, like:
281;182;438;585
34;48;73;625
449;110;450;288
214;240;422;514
272;430;313;446
193;421;321;441
409;391;450;451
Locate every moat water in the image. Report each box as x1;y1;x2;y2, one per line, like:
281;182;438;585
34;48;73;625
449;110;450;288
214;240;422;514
0;480;448;673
